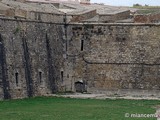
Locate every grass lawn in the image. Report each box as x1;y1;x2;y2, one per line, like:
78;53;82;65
132;6;160;14
0;97;160;120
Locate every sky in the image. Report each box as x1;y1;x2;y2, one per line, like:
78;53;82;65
91;0;160;6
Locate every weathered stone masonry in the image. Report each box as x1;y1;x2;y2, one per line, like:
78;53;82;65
66;23;160;95
0;34;10;99
1;18;160;99
0;19;64;99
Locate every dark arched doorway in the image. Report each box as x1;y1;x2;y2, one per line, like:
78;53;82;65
75;81;85;93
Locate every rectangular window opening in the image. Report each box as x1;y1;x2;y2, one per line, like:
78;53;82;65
39;72;42;83
15;72;18;86
81;40;84;51
61;71;64;82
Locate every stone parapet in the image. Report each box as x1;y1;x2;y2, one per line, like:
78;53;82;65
134;12;160;23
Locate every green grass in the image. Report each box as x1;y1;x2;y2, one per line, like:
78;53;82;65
132;6;160;9
137;9;160;14
131;6;160;14
0;97;160;120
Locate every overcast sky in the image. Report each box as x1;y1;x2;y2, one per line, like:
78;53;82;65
91;0;160;6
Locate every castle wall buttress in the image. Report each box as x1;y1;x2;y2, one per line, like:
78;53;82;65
0;19;65;99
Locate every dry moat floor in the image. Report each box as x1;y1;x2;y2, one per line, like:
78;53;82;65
0;96;160;120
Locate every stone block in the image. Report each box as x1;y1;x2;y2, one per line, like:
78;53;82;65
15;9;27;18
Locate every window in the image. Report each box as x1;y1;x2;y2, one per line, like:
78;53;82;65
15;72;18;86
39;72;42;83
0;34;2;42
81;40;84;51
61;71;64;82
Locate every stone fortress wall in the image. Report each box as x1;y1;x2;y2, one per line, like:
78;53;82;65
66;23;160;96
0;19;65;99
0;0;160;99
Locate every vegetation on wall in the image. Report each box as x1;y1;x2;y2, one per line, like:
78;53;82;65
13;27;21;35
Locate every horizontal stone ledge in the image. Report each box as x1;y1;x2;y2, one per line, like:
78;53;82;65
0;17;160;26
82;59;160;65
69;22;160;26
0;17;65;25
83;62;160;66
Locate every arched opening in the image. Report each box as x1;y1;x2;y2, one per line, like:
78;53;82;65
75;80;85;93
